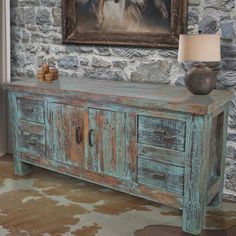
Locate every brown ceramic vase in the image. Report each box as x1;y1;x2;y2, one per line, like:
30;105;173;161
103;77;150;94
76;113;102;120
185;63;216;95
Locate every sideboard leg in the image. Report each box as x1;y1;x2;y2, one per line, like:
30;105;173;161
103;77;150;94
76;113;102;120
9;93;33;176
209;108;229;208
182;116;210;235
182;201;206;235
14;158;32;176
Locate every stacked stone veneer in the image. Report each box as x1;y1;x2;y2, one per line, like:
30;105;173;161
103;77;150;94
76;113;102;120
10;0;236;200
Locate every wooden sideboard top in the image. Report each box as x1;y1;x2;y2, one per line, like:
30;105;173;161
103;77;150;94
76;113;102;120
7;78;233;115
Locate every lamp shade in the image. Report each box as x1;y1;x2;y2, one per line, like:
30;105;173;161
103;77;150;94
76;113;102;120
178;34;221;62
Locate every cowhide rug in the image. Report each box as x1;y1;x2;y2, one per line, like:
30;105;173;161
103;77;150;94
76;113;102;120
0;155;236;236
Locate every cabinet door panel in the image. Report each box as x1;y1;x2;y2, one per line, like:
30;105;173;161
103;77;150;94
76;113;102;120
49;103;85;167
88;109;126;179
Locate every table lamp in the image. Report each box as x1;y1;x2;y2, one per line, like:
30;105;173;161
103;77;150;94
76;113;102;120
178;34;221;95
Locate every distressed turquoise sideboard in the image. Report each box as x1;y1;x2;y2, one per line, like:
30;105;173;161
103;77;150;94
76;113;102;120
8;78;233;235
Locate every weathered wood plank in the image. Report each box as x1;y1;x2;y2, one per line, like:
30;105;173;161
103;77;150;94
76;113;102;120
17;97;45;124
18;121;46;157
138;157;184;194
7;78;234;115
45;94;189;121
208;112;225;183
138;115;186;152
183;115;211;235
125;112;138;182
88;108;126;179
48;103;85;168
138;144;184;167
209;106;229;207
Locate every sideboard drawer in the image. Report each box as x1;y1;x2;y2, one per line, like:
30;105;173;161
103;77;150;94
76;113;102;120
18;122;46;156
17;97;45;124
138;157;184;194
138;115;186;152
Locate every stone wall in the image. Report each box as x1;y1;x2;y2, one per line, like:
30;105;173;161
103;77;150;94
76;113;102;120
10;0;236;199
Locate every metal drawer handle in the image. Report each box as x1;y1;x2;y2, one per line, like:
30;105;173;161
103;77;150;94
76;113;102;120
27;141;36;146
76;127;83;144
152;173;168;180
89;129;94;147
24;108;34;113
155;128;167;136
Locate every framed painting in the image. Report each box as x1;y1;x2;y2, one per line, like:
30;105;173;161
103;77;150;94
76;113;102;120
62;0;188;48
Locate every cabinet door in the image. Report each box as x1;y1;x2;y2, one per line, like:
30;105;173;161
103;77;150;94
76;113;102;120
48;103;85;167
88;109;126;179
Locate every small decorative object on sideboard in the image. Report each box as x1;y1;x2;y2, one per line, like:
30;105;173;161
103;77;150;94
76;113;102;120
178;34;221;95
37;64;58;83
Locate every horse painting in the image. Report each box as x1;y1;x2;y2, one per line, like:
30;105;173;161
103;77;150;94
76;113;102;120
64;0;187;47
97;0;169;31
76;0;170;32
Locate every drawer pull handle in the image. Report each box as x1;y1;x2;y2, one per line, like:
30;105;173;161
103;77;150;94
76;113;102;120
152;173;167;180
27;141;36;146
89;129;94;147
155;128;167;136
24;108;34;113
76;127;83;144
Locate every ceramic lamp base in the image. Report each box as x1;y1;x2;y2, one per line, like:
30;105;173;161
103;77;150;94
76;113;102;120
185;63;216;95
